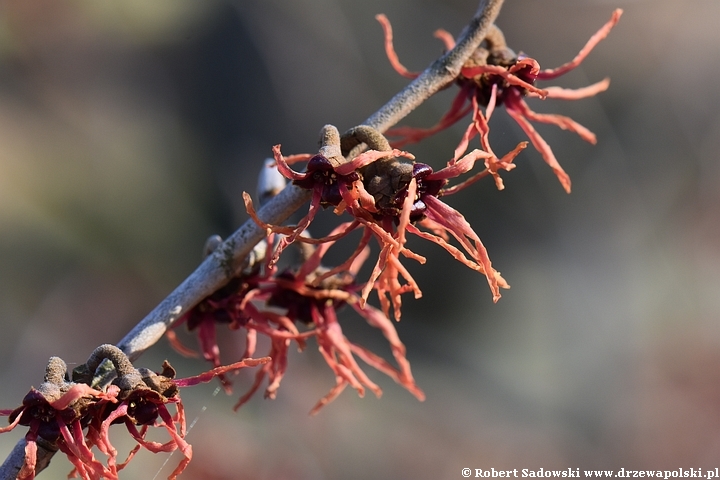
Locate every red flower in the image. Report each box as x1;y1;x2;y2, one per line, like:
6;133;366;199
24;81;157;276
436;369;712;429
167;272;267;393
257;130;521;319
2;348;268;480
166;248;317;406
1;357;119;480
89;355;268;480
253;226;426;414
79;358;191;480
168;219;427;413
377;9;622;193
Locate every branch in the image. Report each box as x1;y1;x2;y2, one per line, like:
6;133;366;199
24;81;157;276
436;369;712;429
0;1;504;477
123;0;503;362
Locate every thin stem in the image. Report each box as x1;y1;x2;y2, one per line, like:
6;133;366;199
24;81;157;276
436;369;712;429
0;1;505;477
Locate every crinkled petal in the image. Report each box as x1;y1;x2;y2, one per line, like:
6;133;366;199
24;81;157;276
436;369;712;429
165;329;200;358
0;408;23;433
272;144;308;181
335;149;414;176
173;357;270;387
461;64;547;98
513;95;597;144
349;343;425;401
264;337;291;399
545;78;610;100
433;28;456;50
243;192;296;236
423;195;501;301
309;381;348;416
427;149;492;181
311;228;372;287
387;88;473;149
537;9;623;80
233;364;267;411
18;428;38;480
505;98;571;193
349;299;425;400
157;403;193;480
48;384;109;411
375;14;419;79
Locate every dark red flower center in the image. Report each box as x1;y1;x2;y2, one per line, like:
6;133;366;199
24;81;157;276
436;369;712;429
126;397;159;426
462;53;538;107
267;270;353;325
293;154;360;207
377;162;446;223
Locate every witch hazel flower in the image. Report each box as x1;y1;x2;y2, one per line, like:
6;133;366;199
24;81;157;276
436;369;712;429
167;222;424;414
247;124;522;321
165;237;315;407
252;223;425;414
57;344;193;480
377;9;622;193
0;357;118;480
2;345;268;479
80;345;268;479
166;259;270;394
246;124;412;268
82;346;267;480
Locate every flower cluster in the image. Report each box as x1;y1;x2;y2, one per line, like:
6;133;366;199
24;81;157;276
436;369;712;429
169;220;425;415
1;346;267;479
2;7;622;478
251;125;522;313
166;10;621;419
377;9;622;193
166;121;531;417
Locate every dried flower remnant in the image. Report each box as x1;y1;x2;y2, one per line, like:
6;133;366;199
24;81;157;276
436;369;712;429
378;9;622;193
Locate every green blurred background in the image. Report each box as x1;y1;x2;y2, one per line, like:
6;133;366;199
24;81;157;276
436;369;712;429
2;0;719;478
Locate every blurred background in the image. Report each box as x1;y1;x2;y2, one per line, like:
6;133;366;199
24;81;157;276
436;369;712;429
1;0;719;478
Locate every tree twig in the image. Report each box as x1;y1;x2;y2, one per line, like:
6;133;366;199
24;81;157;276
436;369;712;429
0;1;504;477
